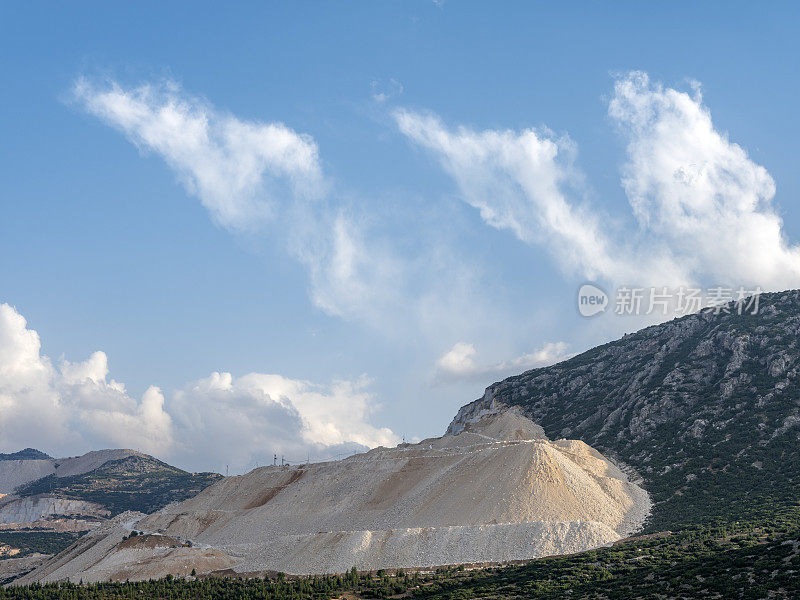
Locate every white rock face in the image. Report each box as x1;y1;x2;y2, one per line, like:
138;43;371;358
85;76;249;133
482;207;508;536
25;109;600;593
0;496;108;524
0;461;56;494
19;412;650;582
445;389;505;436
229;521;620;575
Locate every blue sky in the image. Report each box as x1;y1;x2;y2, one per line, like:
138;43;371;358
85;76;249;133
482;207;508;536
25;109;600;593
1;2;799;472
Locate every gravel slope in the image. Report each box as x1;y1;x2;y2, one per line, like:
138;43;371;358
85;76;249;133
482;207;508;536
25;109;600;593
16;412;650;581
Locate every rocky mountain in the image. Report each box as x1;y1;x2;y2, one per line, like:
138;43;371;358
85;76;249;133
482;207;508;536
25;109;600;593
0;449;220;518
449;289;800;531
0;449;146;494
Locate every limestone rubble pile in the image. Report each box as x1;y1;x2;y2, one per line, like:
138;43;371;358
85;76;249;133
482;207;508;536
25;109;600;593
17;411;650;582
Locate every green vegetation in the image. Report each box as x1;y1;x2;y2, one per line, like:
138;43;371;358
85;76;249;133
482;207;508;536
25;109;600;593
412;510;800;599
15;456;221;515
0;531;78;559
3;510;800;598
0;450;51;461
1;568;419;599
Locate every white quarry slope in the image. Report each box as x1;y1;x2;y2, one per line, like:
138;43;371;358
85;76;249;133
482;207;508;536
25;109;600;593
18;411;650;582
13;512;235;584
0;449;142;493
0;496;108;525
0;460;55;494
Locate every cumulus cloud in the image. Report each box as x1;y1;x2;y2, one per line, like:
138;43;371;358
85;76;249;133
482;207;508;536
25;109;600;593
609;71;800;289
396;72;800;293
73;78;323;231
0;303;399;473
0;303;173;457
434;341;571;384
168;370;397;471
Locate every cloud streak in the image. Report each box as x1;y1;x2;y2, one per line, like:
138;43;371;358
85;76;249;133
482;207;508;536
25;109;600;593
396;72;800;293
392;108;643;284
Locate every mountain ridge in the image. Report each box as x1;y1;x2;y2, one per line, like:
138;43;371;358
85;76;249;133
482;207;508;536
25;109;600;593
7;293;800;595
448;289;800;531
0;450;52;462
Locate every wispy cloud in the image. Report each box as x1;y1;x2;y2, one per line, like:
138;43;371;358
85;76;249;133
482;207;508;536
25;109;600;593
73;77;509;346
73;78;324;231
393;108;626;281
371;78;404;103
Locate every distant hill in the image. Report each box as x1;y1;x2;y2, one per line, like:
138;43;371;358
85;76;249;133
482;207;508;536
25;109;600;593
0;448;221;574
15;453;221;516
0;449;52;461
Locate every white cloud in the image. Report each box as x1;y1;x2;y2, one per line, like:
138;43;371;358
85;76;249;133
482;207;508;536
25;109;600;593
393;109;626;282
74;78;387;328
73;78;323;231
61;351;122;388
0;303;399;473
168;371;397;471
72;74;800;303
0;303;173;457
396;72;800;293
434;341;571;384
297;213;406;326
74;78;499;344
609;71;800;289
